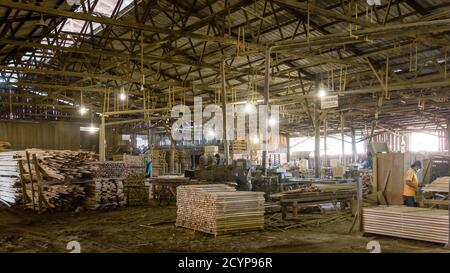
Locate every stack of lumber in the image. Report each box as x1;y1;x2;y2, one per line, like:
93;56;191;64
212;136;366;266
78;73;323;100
0;151;22;206
16;149;96;181
271;183;356;203
84;178;125;210
270;184;321;200
91;161;125;178
123;155;148;206
175;149;190;172
422;177;449;193
82;161;126;209
39;184;85;210
363;206;448;244
176;184;265;236
231;140;247;153
150;149;167;176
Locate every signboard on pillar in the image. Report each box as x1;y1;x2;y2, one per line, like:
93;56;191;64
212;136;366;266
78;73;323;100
321;95;339;109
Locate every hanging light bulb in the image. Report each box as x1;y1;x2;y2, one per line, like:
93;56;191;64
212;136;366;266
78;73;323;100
79;105;87;115
88;124;97;134
207;129;216;138
268;116;277;127
245;101;254;113
119;87;126;101
252;135;259;144
317;84;327;98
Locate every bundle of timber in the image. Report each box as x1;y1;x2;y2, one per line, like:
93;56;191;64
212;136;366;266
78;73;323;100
122;155;148;206
84;178;125;210
176;184;265;236
91;161;125;178
270;185;321;200
16;149;96;181
0;151;22;206
39;184;85;210
363;206;448;244
231;140;247;153
422;177;449;193
150;149;167;176
270;183;356;202
126;187;149;206
123;155;145;180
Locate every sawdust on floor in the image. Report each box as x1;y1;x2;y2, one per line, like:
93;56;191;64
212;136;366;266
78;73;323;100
0;204;448;253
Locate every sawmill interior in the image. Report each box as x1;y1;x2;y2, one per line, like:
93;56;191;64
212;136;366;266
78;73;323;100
0;0;450;254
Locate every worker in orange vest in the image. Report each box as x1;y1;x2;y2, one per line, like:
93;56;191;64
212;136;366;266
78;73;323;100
403;161;422;207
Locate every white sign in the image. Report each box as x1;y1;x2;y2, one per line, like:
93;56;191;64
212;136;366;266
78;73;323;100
321;95;339;109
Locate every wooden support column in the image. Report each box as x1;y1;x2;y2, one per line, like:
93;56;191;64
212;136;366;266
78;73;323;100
286;133;291;163
99;115;106;161
351;127;357;163
341;113;345;164
221;60;230;165
170;141;175;174
324;117;328;167
314;103;320;178
262;47;271;174
447;120;450;155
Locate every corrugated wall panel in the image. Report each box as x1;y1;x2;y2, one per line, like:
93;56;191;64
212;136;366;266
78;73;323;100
0;120;80;150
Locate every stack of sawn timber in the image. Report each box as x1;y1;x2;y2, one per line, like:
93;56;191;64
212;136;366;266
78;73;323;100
85;161;126;209
176;184;265;236
39;184;85;210
123;155;148;206
422;177;449;193
16;149;96;181
363;206;448;244
271;183;356;202
0;151;21;206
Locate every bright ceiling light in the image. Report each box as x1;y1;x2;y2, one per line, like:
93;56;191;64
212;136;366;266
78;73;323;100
88;124;98;134
119;92;126;101
318;89;327;98
207;130;215;138
269;116;277;127
245;102;254;113
317;83;327;98
79;105;87;115
252;135;259;144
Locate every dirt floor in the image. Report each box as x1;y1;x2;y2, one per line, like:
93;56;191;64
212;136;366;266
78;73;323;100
0;203;448;253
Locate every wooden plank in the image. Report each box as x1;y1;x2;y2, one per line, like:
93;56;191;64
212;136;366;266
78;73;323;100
363;206;449;244
176;184;265;236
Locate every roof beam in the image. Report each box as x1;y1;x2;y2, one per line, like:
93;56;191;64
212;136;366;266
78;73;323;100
0;0;258;48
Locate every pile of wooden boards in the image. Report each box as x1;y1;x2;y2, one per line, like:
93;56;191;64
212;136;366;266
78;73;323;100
123;155;148;206
0;151;22;206
176;184;265;236
16;149;96;181
363;206;449;244
422;177;449;193
84;178;125;210
271;183;356;200
84;161;126;209
39;184;85;210
150;149;167;176
91;161;125;178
